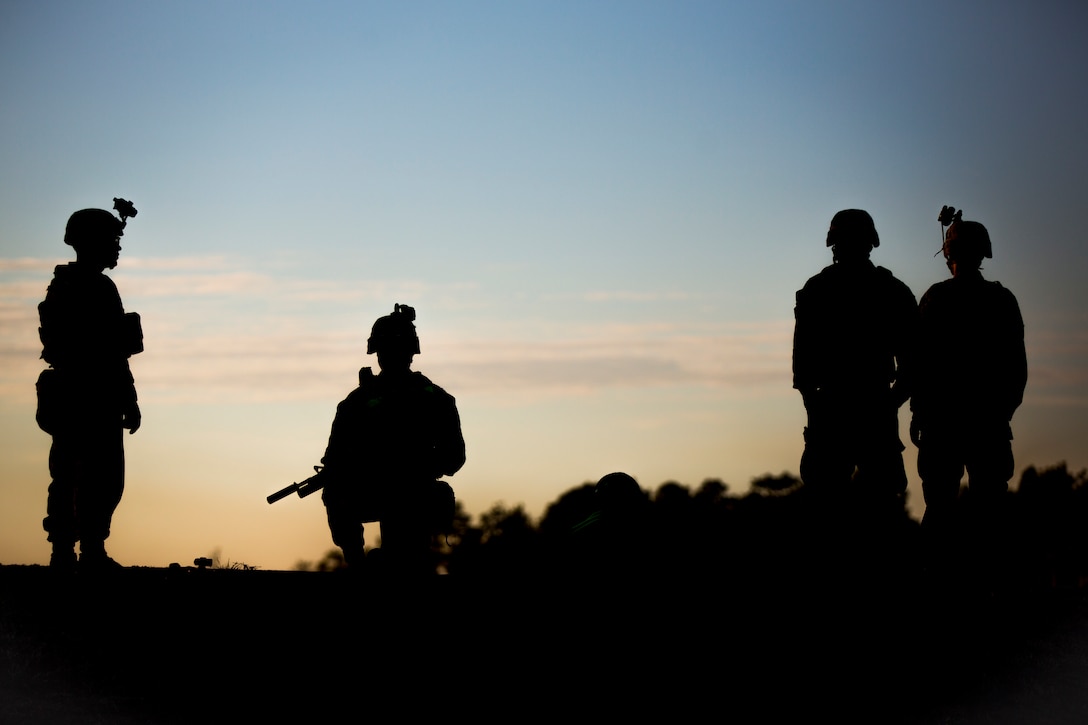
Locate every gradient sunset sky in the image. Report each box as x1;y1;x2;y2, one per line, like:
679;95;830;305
1;1;1085;570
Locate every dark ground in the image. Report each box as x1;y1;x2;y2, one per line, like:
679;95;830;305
1;562;1086;724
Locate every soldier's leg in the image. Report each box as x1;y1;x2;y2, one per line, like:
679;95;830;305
856;441;909;500
77;424;126;567
964;437;1013;506
44;434;78;568
322;484;367;568
328;514;366;568
800;425;854;495
918;439;966;581
798;426;856;584
854;437;911;544
919;440;964;527
380;506;435;577
963;437;1015;587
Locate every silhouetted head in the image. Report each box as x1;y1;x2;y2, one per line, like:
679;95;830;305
65;209;126;269
594;472;643;512
827;209;879;263
368;304;420;371
943;218;992;272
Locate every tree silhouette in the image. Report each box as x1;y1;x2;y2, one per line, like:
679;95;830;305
537;482;598;541
295;461;1088;600
445;502;541;578
1011;462;1088;590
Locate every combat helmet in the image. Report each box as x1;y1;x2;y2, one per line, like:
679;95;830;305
826;209;880;249
939;206;992;263
63;198;137;248
64;209;123;247
594;472;644;512
367;304;420;355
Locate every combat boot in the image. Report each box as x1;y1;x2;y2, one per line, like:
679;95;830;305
49;541;77;572
79;540;123;571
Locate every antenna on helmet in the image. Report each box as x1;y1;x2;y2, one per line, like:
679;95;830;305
113;198;137;228
936;205;961;257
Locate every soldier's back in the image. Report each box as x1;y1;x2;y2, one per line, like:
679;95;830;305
795;262;914;390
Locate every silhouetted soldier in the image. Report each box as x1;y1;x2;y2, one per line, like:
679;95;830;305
37;199;143;571
910;208;1027;580
793;209;918;504
318;304;465;575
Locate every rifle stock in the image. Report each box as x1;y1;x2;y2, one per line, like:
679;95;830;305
267;466;325;504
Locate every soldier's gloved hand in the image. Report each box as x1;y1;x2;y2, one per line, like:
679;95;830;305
123;402;142;434
909;417;921;447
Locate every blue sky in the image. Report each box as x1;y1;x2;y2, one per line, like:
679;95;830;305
1;1;1086;569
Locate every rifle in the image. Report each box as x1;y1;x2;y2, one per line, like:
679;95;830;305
267;466;326;504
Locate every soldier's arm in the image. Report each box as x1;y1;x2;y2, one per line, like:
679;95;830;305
123;400;141;433
1000;287;1028;418
433;395;467;477
791;288;816;398
908;289;933;424
890;282;920;409
319;390;366;473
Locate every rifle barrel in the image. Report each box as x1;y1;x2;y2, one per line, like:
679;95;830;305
266;483;298;505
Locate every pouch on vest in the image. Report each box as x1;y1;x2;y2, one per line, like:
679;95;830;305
35;369;61;434
123;311;144;356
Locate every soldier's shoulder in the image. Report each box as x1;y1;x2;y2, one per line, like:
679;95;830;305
796;264;837;294
412;370;440;389
48;263;118;295
918;278;956;309
919;278;952;297
875;266;917;299
342;371;379;403
44;262;77;289
873;264;909;284
339;386;368;407
412;371;455;399
987;279;1017;296
985;279;1023;312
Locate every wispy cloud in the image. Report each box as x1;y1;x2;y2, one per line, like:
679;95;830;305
120;271;277;297
579;290;693;303
0;258;68;273
3;255;1086;409
118;256;234;271
116;320;797;404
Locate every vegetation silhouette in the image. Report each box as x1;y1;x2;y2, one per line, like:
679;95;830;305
294;461;1088;608
8;462;1085;723
439;470;925;599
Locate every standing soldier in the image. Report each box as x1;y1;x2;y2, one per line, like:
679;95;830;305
910;208;1027;577
793;209;919;504
318;304;465;575
37;198;143;571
